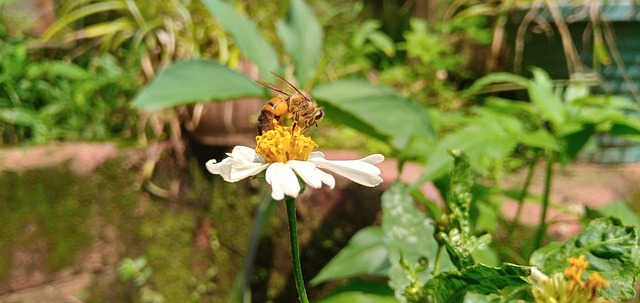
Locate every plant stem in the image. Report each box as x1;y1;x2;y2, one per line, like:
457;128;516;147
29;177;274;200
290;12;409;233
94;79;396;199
433;245;444;275
285;196;309;303
508;151;539;240
533;151;555;251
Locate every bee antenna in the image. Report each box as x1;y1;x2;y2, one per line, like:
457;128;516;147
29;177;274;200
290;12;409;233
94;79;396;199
271;72;307;97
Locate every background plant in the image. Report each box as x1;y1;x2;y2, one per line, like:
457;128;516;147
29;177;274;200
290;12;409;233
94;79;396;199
41;0;224;78
0;23;139;144
312;152;640;303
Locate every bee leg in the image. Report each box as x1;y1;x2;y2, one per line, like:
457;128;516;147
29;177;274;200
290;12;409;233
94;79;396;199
291;112;301;134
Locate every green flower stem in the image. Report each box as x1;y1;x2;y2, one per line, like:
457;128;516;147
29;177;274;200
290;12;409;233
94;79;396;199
285;196;309;303
533;151;556;251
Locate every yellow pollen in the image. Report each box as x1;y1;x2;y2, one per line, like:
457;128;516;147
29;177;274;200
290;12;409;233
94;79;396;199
255;123;317;163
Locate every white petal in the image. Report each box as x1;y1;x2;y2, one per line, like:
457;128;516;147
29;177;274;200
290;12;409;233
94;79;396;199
206;158;232;181
228;161;269;181
318;168;336;189
206;158;268;182
309;156;383;187
229;145;263;162
360;154;385;165
288;160;336;189
205;146;268;182
265;162;300;200
308;151;325;159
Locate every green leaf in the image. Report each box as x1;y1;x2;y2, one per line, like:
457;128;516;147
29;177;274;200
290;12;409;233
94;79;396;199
518;129;561;151
0;108;39;126
585;201;640;242
41;1;128;42
352;20;381;48
202;0;280;81
468;72;529;94
131;60;263;111
411;111;521;188
440;151;475;269
530;217;640;301
423;263;531;303
311;227;389;285
562;124;595;163
367;31;396;57
528;68;566;129
276;0;322;87
381;182;452;299
26;61;91;80
312;79;435;151
317;279;397;303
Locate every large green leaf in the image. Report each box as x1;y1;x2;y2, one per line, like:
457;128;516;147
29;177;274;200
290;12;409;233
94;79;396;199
311;226;389;285
317;279;397;303
423;263;531;303
276;0;322;87
312;79;435;151
131;60;263;111
381;182;452;300
201;0;280;81
530;217;640;300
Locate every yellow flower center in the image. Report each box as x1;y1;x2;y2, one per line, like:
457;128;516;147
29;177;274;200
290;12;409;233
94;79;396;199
255;123;317;163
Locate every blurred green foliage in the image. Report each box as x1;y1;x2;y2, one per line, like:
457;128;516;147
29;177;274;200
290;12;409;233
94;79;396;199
0;24;140;144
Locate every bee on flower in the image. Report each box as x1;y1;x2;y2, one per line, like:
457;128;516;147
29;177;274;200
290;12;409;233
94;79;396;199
206;120;384;200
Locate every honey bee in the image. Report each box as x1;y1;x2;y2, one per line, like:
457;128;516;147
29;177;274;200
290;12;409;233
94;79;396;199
256;73;324;135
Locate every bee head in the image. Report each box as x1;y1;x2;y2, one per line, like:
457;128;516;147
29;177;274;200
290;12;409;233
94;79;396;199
314;109;324;124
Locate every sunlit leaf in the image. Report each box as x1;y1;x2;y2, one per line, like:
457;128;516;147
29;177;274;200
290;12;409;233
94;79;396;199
468;72;529;94
317;279;397;303
312;79;435;151
528;68;566;129
26;61;90;80
276;0;322;87
131;60;263;111
530;217;640;300
381;182;452;300
41;1;128;42
0;108;39;126
67;18;135;41
411;111;521;188
352;20;381;48
202;0;280;81
439;151;475;269
423;263;531;303
585;201;640;237
367;32;395;57
519;129;561;151
311;227;389;285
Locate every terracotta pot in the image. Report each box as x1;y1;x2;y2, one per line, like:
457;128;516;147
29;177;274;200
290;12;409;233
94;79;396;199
182;98;264;147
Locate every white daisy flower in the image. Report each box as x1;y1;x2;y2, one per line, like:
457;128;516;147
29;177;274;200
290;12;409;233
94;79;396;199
206;124;384;200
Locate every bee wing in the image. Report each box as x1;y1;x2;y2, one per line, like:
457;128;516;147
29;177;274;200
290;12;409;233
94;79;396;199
270;72;314;102
256;79;291;96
